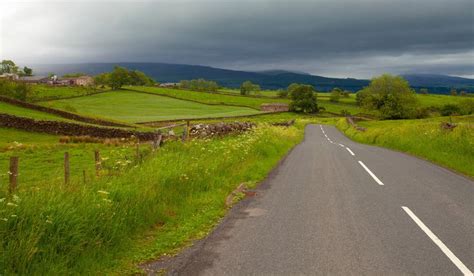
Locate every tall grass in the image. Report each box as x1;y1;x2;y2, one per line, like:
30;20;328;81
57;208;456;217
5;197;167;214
336;116;474;177
0;124;303;274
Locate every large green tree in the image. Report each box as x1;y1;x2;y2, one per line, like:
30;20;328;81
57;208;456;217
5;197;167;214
1;60;18;74
240;81;261;95
289;84;318;113
356;74;417;119
109;66;130;90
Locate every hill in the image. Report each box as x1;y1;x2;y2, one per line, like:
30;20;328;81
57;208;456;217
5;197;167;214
33;62;369;91
32;63;474;93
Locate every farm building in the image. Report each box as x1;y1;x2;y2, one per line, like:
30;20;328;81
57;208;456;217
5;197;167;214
260;103;289;112
159;82;179;88
61;76;94;86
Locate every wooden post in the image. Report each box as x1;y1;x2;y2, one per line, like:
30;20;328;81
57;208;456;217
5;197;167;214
83;169;86;184
9;157;19;194
152;131;162;151
64;152;70;184
94;150;101;176
136;139;141;162
186;120;190;140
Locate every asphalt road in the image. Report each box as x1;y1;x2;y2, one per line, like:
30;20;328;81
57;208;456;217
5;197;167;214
144;124;474;275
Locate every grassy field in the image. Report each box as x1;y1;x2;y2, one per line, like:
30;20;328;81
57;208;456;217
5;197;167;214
0;101;69;121
0;122;306;274
30;85;108;102
43;91;261;123
126;86;290;110
336;115;474;177
416;94;473;107
0;128;58;148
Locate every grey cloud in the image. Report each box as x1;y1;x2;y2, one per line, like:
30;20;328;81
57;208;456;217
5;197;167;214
2;0;473;78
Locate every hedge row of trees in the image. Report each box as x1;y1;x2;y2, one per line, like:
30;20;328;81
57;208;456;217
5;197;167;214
179;79;219;92
94;66;155;90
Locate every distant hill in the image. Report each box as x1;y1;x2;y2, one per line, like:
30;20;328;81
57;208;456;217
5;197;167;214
32;63;474;93
402;74;474;92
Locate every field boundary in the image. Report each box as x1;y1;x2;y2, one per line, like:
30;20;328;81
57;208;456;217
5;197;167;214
0;95;131;128
137;111;288;126
32;89;110;102
0;113;157;140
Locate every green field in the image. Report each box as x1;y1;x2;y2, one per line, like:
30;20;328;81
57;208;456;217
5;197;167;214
44;91;261;123
30;85;108;102
416;94;473;107
0;101;68;121
0;128;58;148
336;115;474;177
126;86;290;110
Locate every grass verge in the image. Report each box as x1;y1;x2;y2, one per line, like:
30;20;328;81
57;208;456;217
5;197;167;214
0;123;306;274
336;115;474;177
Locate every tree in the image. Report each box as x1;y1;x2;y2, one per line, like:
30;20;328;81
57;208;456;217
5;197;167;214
289;84;318;113
23;66;33;76
240;81;260;95
356;74;417;119
94;73;110;87
460;91;467;96
109;66;130;90
450;89;457;96
277;89;288;98
1;60;18;74
330;87;342;102
128;70;155;86
179;79;218;92
419;88;429;95
341;90;351;98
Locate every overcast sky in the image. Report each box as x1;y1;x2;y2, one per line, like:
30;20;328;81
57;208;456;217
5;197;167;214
1;0;473;78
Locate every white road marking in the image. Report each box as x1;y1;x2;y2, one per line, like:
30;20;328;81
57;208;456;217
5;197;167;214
346;147;355;156
358;161;384;185
338;143;345;147
402;206;473;275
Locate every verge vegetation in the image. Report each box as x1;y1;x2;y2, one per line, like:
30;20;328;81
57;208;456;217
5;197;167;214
336;115;474;177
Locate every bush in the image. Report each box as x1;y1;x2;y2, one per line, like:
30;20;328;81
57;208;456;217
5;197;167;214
240;81;260;95
440;104;461;116
0;79;34;101
179;79;219;92
329;88;342;103
277;89;288;98
288;84;318;113
459;99;474;115
356;74;417;119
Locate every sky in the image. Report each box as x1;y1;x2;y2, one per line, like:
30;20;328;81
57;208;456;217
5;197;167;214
1;0;473;78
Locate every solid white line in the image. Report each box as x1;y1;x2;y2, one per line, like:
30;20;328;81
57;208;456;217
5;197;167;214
338;143;345;147
358;161;384;185
346;147;355;156
402;206;473;275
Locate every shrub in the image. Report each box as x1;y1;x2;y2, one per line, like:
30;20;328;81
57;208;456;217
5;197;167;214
179;79;219;92
356;74;418;119
277;89;288;98
288;84;318;113
0;79;34;101
329;88;342;103
240;81;260;95
440;104;461;116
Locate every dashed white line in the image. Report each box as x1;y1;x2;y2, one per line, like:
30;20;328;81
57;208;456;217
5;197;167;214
346;147;355;156
402;206;473;275
338;143;345;147
358;161;384;185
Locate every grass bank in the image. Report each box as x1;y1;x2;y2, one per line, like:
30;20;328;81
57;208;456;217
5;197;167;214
336;116;474;177
0;123;305;274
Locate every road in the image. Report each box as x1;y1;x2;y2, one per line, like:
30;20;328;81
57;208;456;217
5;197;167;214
144;124;474;275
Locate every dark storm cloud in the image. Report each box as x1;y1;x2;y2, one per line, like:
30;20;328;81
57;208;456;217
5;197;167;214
2;0;473;78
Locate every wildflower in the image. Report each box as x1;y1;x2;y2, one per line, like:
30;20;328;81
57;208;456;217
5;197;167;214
97;190;109;195
12;195;20;203
1;218;7;222
10;214;17;218
46;219;53;224
0;198;5;203
6;202;17;207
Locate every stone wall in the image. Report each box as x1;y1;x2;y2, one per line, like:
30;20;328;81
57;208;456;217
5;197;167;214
260;103;289;112
0;114;158;140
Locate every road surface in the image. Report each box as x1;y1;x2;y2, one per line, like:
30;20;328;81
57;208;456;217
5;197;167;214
144;124;474;275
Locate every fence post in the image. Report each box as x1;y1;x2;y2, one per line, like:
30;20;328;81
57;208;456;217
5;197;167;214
94;150;101;176
64;152;70;184
83;169;86;184
186;120;190;140
136;139;141;162
9;157;19;194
